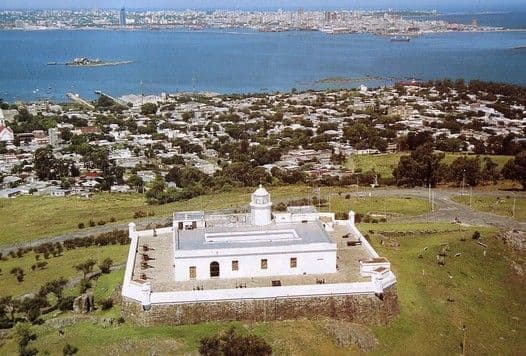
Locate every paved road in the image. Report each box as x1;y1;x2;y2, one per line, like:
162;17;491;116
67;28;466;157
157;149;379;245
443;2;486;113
0;216;172;254
348;187;526;230
1;188;524;254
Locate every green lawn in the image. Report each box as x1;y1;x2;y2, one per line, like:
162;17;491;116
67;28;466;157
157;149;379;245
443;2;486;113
1;221;524;355
323;195;430;217
452;194;526;222
346;153;513;179
368;223;525;355
0;244;129;297
0;186;432;246
0;187;312;245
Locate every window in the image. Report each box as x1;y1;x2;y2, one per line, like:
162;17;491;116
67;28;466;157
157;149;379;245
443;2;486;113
290;257;297;268
189;266;196;279
232;260;239;271
261;259;268;270
210;261;220;277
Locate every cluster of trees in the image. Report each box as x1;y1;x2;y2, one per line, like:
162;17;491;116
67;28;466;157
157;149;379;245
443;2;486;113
393;143;526;188
0;231;128;264
9;108;57;134
34;146;79;181
32;145;124;191
146;163;272;205
0;256;115;335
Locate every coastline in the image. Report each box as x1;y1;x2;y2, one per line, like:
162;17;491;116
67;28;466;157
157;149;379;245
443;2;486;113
2;27;526;34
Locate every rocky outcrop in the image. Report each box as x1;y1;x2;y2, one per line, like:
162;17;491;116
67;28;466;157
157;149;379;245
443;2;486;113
73;292;94;313
499;230;526;252
323;319;378;352
122;286;399;327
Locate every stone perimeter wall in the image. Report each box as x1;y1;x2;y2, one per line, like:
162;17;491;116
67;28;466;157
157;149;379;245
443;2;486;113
121;286;399;326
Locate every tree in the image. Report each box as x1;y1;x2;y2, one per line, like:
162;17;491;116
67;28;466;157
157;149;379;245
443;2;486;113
63;343;79;356
19;296;48;323
393;143;445;188
127;174;144;192
146;175;167;203
447;156;481;186
141;103;158;116
74;259;96;279
502;151;526;189
0;296;18;322
15;323;38;356
98;258;113;274
33;146;56;180
199;327;272;356
481;157;500;184
38;278;68;301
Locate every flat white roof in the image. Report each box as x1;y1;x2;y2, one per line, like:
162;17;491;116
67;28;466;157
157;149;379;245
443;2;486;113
175;220;333;251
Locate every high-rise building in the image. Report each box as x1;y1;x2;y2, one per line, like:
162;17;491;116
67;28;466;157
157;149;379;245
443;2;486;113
119;7;126;27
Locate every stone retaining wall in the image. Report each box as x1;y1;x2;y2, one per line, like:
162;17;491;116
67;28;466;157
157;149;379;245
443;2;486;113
121;285;399;326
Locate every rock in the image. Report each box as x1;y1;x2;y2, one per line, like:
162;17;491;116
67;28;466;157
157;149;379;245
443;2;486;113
436;255;446;265
73;292;95;313
323;319;378;352
499;231;526;252
0;329;11;345
46;316;84;329
511;261;524;276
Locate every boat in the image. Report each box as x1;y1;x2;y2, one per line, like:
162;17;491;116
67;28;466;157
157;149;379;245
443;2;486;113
390;35;411;42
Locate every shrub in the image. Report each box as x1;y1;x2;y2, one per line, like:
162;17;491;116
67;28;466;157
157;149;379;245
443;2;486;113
109;217;116;223
99;298;113;311
97;220;106;226
98;258;113;274
78;223;85;229
133;210;147;219
79;279;92;293
58;296;76;311
63;343;79;356
472;231;481;240
355;213;364;223
274;202;287;212
36;261;48;270
199;327;272;356
335;212;349;220
88;220;96;227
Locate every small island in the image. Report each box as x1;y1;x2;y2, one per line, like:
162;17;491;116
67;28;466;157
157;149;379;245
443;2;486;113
61;57;133;67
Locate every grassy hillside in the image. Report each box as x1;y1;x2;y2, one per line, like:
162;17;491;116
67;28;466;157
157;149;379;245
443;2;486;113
368;222;525;355
0;187;431;245
346;153;513;179
453;194;526;222
0;221;523;355
0;244;129;297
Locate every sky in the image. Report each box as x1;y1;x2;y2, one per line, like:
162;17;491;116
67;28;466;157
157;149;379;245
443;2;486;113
0;0;525;11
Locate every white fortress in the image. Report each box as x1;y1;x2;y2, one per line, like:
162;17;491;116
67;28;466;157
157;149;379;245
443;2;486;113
173;186;336;281
121;186;398;325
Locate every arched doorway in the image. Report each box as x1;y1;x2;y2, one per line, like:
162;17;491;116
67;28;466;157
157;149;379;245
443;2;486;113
210;261;220;277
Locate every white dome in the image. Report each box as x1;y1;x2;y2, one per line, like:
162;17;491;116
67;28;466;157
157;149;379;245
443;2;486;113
253;184;269;197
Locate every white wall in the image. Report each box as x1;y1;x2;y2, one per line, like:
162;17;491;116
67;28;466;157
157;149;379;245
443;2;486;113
174;249;337;281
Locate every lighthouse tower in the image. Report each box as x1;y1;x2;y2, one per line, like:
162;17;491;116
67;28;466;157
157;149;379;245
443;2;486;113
250;185;272;226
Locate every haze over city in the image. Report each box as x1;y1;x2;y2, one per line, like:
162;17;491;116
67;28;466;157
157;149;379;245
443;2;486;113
1;0;526;11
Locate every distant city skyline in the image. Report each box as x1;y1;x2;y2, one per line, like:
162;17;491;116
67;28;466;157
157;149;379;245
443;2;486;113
1;0;525;11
